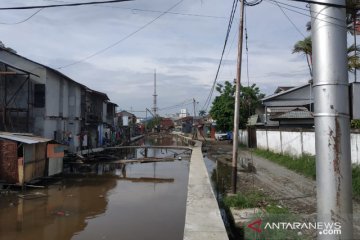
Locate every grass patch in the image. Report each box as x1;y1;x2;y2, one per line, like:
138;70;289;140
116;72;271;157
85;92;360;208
253;149;316;179
353;165;360;199
224;191;306;239
224;191;266;209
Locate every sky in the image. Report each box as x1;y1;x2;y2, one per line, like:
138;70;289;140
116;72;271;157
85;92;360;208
0;0;316;117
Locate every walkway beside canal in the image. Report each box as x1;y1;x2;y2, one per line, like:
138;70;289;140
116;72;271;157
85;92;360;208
183;140;228;240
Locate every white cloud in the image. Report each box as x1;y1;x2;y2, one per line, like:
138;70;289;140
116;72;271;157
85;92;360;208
0;0;312;114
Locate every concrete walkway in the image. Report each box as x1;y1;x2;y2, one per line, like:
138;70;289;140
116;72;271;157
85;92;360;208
183;140;228;240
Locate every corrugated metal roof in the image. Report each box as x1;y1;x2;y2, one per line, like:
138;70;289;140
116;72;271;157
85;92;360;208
268;107;308;113
0;132;51;144
271;110;313;120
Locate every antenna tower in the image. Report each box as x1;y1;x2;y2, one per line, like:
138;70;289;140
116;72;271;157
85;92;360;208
152;69;158;116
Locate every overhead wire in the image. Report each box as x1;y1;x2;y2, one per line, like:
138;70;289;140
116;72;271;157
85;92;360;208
0;0;132;10
268;0;344;23
201;0;239;112
273;0;306;37
57;0;184;69
0;8;43;25
264;0;348;30
42;0;232;20
244;0;263;6
158;99;194;111
287;0;351;9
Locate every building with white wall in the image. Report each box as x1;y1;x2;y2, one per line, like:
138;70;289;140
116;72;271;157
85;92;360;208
0;49;116;152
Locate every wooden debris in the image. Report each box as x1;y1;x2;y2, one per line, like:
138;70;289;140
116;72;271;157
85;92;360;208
18;192;47;200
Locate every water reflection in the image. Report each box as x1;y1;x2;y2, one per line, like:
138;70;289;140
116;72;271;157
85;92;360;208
0;135;190;240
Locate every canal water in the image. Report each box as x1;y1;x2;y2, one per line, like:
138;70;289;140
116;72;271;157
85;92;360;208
0;135;190;240
203;155;242;240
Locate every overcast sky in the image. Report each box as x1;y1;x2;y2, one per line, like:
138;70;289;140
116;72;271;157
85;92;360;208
0;0;315;117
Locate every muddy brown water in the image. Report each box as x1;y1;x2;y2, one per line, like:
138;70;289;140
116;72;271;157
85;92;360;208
0;136;190;240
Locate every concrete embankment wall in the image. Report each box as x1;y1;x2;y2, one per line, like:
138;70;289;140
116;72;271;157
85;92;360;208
177;135;228;240
239;129;360;164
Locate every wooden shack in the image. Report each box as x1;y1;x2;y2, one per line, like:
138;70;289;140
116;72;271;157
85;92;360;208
0;132;63;185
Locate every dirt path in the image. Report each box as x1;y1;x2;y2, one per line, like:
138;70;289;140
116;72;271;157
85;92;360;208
206;141;360;239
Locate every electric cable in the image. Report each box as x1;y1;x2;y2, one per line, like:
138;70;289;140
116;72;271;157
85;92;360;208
201;0;238;111
244;0;263;7
42;0;231;20
158;99;194;111
264;0;348;30
274;0;306;37
0;0;132;10
268;0;346;24
0;8;43;25
56;0;184;69
287;0;350;9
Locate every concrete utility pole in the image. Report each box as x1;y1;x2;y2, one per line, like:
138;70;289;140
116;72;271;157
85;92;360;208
231;0;245;194
310;1;353;239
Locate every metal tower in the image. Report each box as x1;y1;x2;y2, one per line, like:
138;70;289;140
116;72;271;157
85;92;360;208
152;69;158;116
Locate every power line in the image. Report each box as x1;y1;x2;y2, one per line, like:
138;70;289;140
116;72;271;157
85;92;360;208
43;0;237;21
0;0;131;11
264;0;348;30
0;8;43;25
43;0;231;20
158;99;194;111
274;0;305;37
287;0;349;9
57;0;184;69
201;0;238;111
268;0;345;24
245;0;263;6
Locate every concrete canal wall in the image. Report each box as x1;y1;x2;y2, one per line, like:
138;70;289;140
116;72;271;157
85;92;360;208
181;136;228;240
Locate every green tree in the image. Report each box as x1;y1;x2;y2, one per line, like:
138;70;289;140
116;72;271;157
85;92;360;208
293;37;360;75
292;36;312;76
198;110;206;116
146;117;161;130
209;81;264;132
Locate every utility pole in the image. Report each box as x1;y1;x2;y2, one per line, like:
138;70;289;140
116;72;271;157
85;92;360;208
192;98;197;139
231;0;245;194
310;1;353;239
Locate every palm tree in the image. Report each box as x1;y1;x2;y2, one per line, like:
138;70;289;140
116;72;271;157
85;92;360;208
348;43;360;72
292;37;360;75
199;110;206;117
292;36;313;76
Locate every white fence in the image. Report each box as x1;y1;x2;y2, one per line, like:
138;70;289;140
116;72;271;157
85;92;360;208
239;129;360;164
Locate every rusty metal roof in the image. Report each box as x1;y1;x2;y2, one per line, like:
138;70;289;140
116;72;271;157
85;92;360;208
0;132;51;144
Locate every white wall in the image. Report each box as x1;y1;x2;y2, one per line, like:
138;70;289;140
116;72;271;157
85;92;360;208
351;133;360;164
239;130;248;146
281;131;302;156
302;131;315;155
254;129;360;164
62;79;69;118
256;130;268;150
46;74;60;117
267;131;282;153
